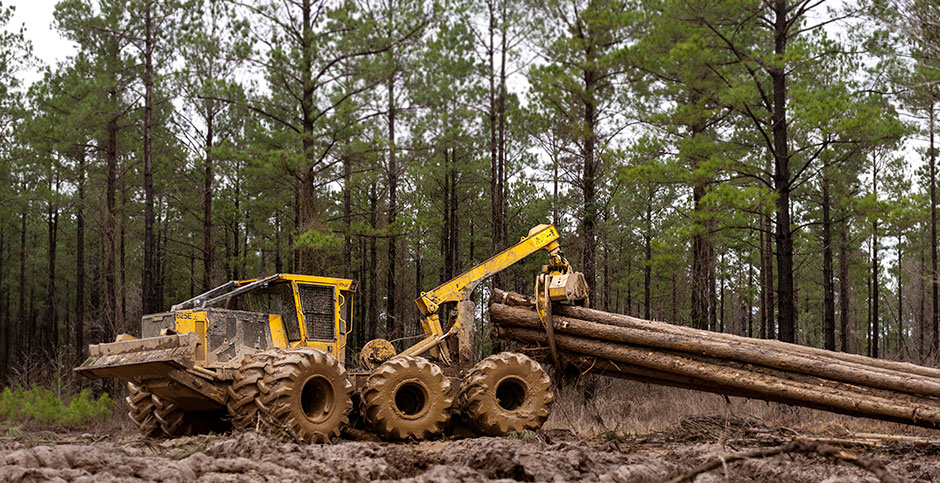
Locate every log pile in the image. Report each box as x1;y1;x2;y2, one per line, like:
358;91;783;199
489;289;940;429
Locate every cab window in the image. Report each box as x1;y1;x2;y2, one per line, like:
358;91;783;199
247;282;301;342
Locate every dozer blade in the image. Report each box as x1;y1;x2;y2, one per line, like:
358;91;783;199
74;333;198;382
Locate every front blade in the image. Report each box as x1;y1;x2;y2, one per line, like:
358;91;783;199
74;333;198;381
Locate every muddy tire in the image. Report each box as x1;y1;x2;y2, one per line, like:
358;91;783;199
227;348;280;430
152;396;195;437
126;382;164;437
459;352;553;436
257;347;353;443
361;356;453;441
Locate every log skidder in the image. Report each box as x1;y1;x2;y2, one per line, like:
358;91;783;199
459;352;553;436
361;356;453;440
79;226;586;442
256;347;353;443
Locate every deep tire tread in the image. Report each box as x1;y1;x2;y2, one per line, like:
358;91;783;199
126;382;164;438
361;356;453;441
257;347;353;443
458;352;554;436
226;348;281;430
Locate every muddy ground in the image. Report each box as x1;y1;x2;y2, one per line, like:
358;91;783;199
1;417;938;482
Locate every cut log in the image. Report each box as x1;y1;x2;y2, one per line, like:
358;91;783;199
489;303;940;400
567;356;940;428
492;289;940;380
494;324;940;428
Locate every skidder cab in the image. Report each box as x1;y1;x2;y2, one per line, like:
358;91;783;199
76;274;357;438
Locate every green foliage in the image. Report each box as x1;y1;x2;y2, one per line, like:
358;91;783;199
0;385;112;429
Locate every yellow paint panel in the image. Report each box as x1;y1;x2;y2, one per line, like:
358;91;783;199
304;340;336;357
173;310;197;334
269;314;287;348
174;311;207;364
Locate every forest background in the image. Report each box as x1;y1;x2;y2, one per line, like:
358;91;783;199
0;0;938;387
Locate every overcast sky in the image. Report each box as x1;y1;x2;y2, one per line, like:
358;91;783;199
4;0;76;84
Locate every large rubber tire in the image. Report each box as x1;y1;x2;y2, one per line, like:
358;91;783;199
361;356;453;441
152;395;195;437
227;348;280;430
126;382;164;437
257;347;353;443
459;352;554;436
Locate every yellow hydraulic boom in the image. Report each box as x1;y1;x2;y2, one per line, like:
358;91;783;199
396;224;589;365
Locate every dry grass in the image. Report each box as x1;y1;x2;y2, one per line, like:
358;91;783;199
544;375;940;439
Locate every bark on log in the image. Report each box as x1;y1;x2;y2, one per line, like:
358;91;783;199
563;354;939;428
494;324;940;428
493;289;940;380
489;303;940;399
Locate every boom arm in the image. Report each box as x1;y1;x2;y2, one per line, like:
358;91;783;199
400;224;575;362
415;224;563;316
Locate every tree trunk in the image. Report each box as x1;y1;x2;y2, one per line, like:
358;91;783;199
603;210;611;313
868;265;873;357
763;189;776;339
232;167;242;281
759;228;767;339
772;0;795;343
840;221;851;352
18;208;26;356
0;224;6;378
689;116;711;331
489;0;509;288
497;0;508;259
930;102;938;356
0;226;7;378
644;191;652;320
386;73;398;342
898;233;903;357
823;172;835;350
368;182;378;341
142;0;156;316
203;112;214;291
105;107;117;343
274;213;282;273
920;236;927;360
76;150;85;358
297;0;318;273
708;238;717;332
582;66;598;308
747;262;754;338
292;188;300;272
343;154;352;279
718;258;725;333
120;185;127;329
45;175;59;352
441;149;451;283
872;155;880;359
357;238;367;349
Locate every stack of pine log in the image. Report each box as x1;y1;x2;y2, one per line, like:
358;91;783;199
489;289;940;429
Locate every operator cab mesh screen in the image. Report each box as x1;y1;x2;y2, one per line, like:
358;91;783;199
299;284;335;341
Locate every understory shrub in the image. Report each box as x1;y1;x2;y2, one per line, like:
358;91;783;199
0;385;112;428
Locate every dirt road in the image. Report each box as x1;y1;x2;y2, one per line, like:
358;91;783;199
0;425;937;482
